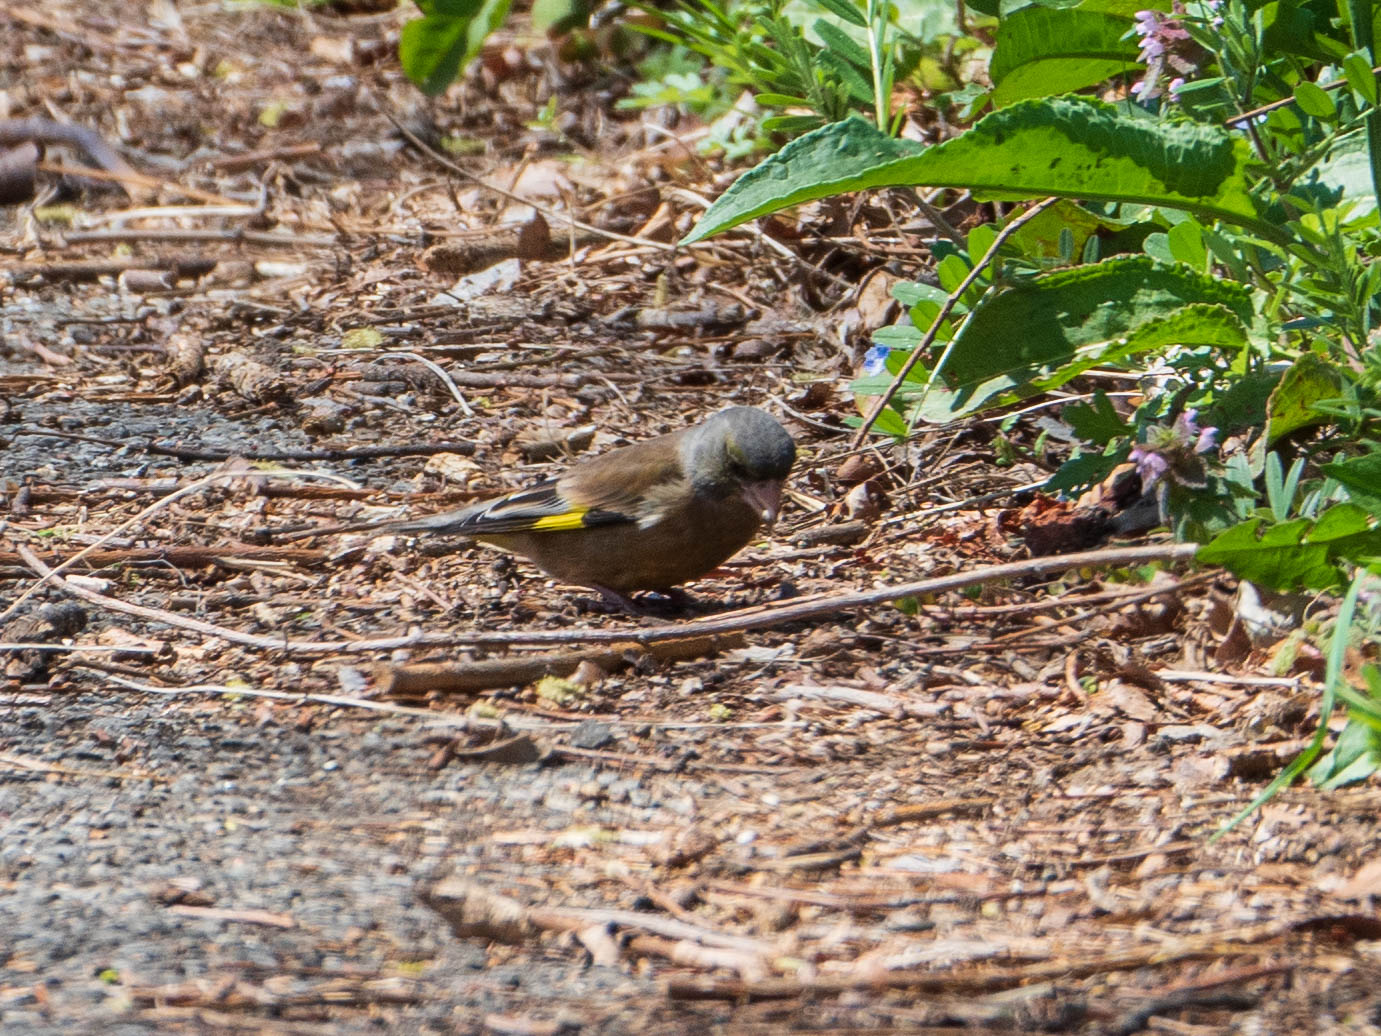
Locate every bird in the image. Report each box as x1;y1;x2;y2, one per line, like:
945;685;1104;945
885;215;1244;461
348;406;796;607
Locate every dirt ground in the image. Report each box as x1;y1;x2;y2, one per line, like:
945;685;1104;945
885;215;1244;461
4;2;1381;1033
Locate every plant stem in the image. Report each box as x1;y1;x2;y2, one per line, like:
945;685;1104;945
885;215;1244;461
849;197;1058;448
866;0;887;132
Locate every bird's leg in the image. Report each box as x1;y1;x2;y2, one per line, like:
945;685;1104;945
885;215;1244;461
589;584;648;616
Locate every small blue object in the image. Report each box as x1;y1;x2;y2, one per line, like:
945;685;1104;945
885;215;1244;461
863;345;890;375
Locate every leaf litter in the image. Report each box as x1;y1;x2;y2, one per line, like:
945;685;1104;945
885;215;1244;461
2;2;1380;1032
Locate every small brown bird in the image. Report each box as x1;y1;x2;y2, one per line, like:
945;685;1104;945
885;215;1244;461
361;406;795;605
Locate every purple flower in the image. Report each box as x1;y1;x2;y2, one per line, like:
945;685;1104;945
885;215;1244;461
1130;445;1170;486
1130;408;1219;490
1129;6;1202;104
1168;77;1185;98
863;345;890;375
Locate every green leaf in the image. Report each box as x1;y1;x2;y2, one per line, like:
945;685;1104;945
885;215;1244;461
814;0;869;27
682;100;1272;245
1045;444;1128;494
755;92;813;107
989;6;1137;108
1302;130;1380;220
893;281;947;307
1265;351;1342;444
531;0;587;32
1210;369;1280;434
1321;452;1381;516
1343;50;1379;105
1294;81;1338;119
400;0;511;95
938;257;1252;409
1064;390;1129;445
1309;718;1381;789
400;15;472;94
872;324;923;348
1166;218;1208;271
1010;198;1145;259
1197;505;1381;592
1196;516;1341;592
761;114;826;135
812;19;873;72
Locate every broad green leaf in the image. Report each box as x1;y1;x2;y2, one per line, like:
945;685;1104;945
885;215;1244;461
1198;506;1381;592
682;101;1272;244
1294;81;1338;119
1304;502;1376;544
893;281;947;306
400;15;473;94
1265;351;1342;444
1167;218;1208;271
1211;369;1281;433
1321;452;1381;516
937;257;1252;407
401;0;510;95
989;6;1137;107
872;324;924;347
1301;130;1380;219
924;301;1249;418
1196;516;1341;591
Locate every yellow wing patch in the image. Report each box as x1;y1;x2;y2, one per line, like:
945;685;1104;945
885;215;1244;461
531;509;590;532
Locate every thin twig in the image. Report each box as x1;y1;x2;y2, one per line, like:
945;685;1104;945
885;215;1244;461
26;539;1201;653
0;469;357;623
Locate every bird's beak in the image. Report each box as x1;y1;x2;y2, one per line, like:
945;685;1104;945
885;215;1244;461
741;480;783;524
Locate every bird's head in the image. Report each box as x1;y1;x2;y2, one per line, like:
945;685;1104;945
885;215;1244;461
686;407;796;523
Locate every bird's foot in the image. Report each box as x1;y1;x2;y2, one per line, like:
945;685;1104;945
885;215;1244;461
579;586;700;618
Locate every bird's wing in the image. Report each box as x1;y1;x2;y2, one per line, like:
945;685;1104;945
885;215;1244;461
451;429;691;535
453;477;634;534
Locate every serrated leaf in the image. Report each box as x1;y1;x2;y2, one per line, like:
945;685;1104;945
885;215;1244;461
1198;505;1381;592
1196;516;1341;591
814;0;869;26
938;257;1252;409
1064;390;1129;445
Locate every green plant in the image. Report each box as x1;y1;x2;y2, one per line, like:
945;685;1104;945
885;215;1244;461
626;0;928;135
400;0;515;95
679;0;1381;824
